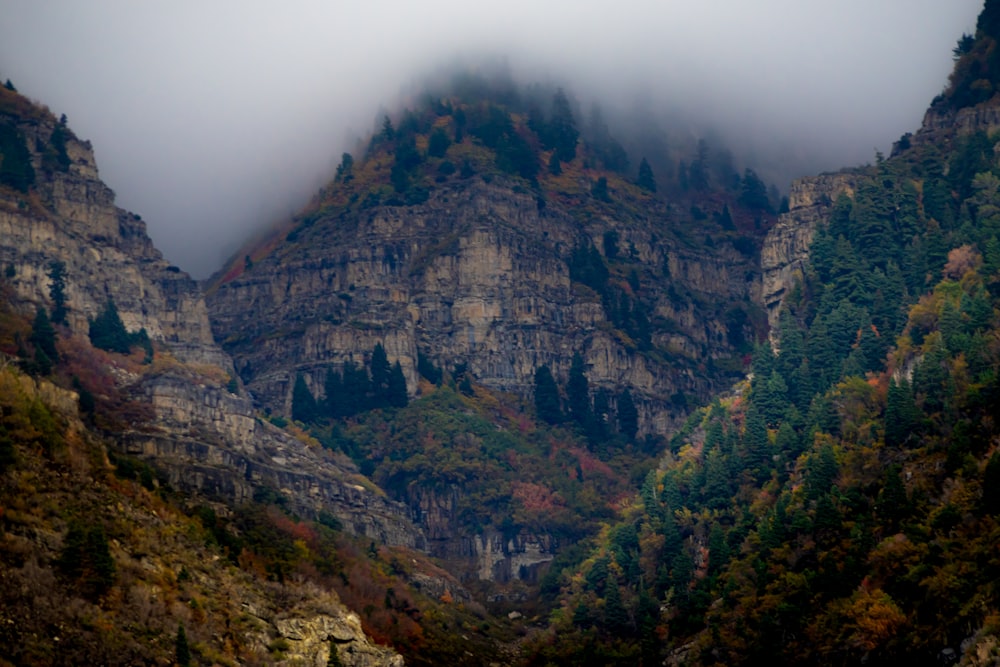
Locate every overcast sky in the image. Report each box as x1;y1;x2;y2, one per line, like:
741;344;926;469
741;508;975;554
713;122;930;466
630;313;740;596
0;1;983;277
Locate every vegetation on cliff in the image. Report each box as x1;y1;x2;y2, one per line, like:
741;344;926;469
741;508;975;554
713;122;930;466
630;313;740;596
524;74;1000;667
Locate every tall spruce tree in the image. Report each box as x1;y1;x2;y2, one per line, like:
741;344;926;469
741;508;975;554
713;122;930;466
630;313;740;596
291;374;318;423
534;365;561;424
548;88;579;162
47;261;68;324
387;361;408;408
89;299;130;354
637;157;657;192
617;389;638;441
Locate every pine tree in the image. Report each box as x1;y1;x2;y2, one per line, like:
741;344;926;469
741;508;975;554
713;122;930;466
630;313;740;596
877;465;908;529
703;446;731;509
47;261;68;324
324;368;343;418
533;365;561;425
739;168;771;211
885;378;920;447
89;299;130;354
637;157;657;192
0;122;35;192
707;522;730;576
427;127;451;158
387;361;408;408
548;88;579;162
341;362;371;416
617;389;638;441
30;307;58;370
742;404;770;481
326;640;344;666
805;443;838;500
291;374;318;423
175;624;191;666
603;581;629;634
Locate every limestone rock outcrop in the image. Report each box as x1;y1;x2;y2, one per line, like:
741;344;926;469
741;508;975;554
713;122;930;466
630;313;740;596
208;178;764;435
760;172;859;336
1;90;426;550
0;110;225;367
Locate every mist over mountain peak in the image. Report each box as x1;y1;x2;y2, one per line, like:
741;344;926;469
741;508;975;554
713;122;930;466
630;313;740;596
0;1;982;277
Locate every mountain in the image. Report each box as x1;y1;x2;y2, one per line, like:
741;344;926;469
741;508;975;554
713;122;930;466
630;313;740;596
520;7;1000;665
205;83;776;436
0;83;423;665
3;2;1000;663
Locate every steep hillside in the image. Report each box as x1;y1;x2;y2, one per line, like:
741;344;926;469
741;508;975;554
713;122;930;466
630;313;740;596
206;79;779;437
526;10;1000;665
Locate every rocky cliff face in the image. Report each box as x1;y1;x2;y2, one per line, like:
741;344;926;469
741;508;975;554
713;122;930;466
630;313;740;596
0;110;225;368
760;172;859;336
902;97;1000;154
127;370;424;548
207;177;763;435
0;90;426;549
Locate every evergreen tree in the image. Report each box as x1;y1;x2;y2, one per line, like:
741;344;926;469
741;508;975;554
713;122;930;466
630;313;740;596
341;362;371;417
427;127;451;158
566;352;590;426
335;152;353;182
324;368;343;418
30;307;58;369
533;365;561;424
719;204;734;230
58;523;115;599
703;446;731;509
387;361;408;408
603;581;630;634
637;156;657;192
291;374;318;423
707;522;731;576
742;404;770;480
0;121;35;192
617;389;638;441
548;88;579;162
739;168;771;211
591;176;610;202
175;624;192;666
89;299;130;354
805;443;838;500
885;378;920;447
774;421;800;457
47;261;68;324
687;139;709;191
876;465;909;528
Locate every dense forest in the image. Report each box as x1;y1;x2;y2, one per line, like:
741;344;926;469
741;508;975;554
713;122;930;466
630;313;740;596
520;20;1000;665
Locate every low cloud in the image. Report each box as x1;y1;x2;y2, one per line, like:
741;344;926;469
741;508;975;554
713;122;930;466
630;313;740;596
0;0;982;277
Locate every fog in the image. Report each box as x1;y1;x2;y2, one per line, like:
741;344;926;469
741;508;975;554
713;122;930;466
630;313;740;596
0;1;982;277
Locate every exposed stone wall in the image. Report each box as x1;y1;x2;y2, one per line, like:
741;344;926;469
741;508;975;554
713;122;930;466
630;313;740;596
208;179;764;435
760;172;859;338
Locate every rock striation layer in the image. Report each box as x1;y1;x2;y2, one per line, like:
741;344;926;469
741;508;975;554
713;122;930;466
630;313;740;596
208;178;764;435
760;172;859;337
0;90;426;550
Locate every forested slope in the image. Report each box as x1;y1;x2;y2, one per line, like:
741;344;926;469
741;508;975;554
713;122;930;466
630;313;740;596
526;13;1000;666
